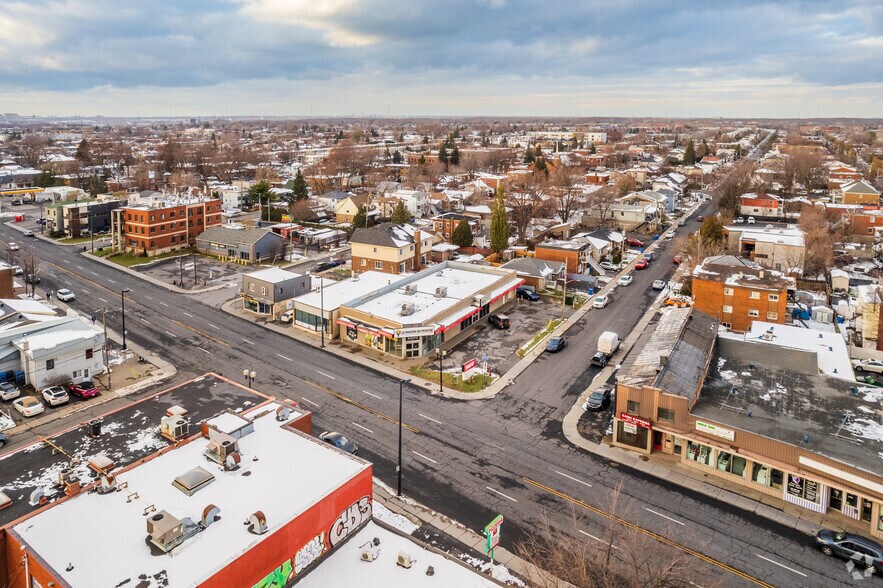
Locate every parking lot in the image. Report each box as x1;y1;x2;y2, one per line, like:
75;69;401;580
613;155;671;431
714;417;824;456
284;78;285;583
130;253;243;290
429;296;575;376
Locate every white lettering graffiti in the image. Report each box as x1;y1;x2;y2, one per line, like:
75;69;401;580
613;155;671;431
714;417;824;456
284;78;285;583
329;496;372;548
294;532;326;575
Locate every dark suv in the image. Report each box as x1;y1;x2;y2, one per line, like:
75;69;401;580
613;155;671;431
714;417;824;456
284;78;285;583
488;314;510;329
816;529;883;575
516;287;539;301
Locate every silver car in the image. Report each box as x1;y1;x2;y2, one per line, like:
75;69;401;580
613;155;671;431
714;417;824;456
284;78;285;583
852;359;883;374
0;382;20;401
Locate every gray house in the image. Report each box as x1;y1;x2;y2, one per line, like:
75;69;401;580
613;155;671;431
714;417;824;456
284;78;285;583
241;268;311;316
196;226;286;264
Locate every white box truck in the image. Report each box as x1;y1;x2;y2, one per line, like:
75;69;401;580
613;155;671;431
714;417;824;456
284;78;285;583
591;331;620;367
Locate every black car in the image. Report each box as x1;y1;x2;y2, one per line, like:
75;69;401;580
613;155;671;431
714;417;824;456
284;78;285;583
816;529;883;575
582;385;613;411
516;287;539;301
488;314;510;329
590;351;609;367
545;337;567;353
319;431;358;454
314;258;344;273
0;432;7;448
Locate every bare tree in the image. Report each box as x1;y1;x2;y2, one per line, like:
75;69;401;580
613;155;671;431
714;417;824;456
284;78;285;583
551;165;584;223
507;186;540;244
799;205;839;277
586;185;619;229
716;161;756;216
459;152;483;180
789;148;826;196
13;135;49;168
616;175;637;197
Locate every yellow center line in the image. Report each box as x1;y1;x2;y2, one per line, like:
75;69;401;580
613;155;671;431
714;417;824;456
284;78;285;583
305;380;420;434
169;319;231;348
522;477;775;588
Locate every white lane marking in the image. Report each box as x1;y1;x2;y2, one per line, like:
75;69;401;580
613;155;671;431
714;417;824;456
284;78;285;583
208;323;220;330
241;338;254;345
418;413;442;425
644;508;685;526
362;390;382;400
276;353;293;362
98;297;108;303
315;370;335;379
412;451;438;465
351;422;374;435
164;330;177;338
199;347;212;355
160;301;169;307
182;311;193;318
90;271;98;276
300;396;320;407
754;554;807;577
145;295;153;300
579;530;620;550
486;486;518;502
555;470;593;488
107;278;116;284
76;265;85;270
81;289;90;294
141;319;151;325
63;281;72;286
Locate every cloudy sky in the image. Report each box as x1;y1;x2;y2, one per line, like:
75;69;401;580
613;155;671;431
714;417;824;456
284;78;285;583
2;0;882;118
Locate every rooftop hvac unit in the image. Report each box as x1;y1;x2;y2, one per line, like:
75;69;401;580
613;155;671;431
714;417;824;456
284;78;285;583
396;552;413;569
360;548;376;562
204;435;239;465
400;302;416;316
434;286;447;298
403;284;418;295
147;511;185;553
161;415;190;440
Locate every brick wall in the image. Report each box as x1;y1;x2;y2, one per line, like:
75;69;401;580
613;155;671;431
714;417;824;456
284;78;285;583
693;278;787;332
535;247;579;273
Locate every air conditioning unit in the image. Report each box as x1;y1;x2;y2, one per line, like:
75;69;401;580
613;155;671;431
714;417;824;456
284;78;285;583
396;552;413;569
404;284;417;295
434;286;447;298
360;548;376;562
161;415;190;440
400;302;416;316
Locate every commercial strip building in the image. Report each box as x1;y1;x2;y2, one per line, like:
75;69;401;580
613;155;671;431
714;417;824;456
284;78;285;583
612;308;883;539
196;225;287;264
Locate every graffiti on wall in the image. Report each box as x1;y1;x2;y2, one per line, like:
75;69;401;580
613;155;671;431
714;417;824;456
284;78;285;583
329;496;372;548
252;559;292;588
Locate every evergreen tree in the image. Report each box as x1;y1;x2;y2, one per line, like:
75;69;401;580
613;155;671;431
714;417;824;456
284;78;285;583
35;171;58;188
490;186;509;253
418;154;426;166
438;144;449;166
352;204;368;228
697;139;709;159
292;169;309;201
684;140;696;164
588;142;596;154
392;150;403;164
534;157;548;175
450;143;460;166
75;138;93;166
524;145;536;164
451;219;473;248
247;180;274;219
391;200;410;224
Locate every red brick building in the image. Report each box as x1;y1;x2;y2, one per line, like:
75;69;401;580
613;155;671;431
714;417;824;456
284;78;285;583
112;196;223;256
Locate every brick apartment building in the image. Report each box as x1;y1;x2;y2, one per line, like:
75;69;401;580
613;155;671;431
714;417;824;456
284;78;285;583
692;255;793;332
534;239;590;273
350;223;433;275
112;196;223;256
431;212;478;241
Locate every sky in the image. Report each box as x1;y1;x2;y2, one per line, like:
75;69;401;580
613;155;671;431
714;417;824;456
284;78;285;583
1;0;882;118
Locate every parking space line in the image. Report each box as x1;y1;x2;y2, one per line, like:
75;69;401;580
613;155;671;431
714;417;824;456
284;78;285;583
486;486;517;502
412;451;438;465
418;413;442;425
351;422;374;435
554;470;592;488
754;554;806;577
644;508;685;525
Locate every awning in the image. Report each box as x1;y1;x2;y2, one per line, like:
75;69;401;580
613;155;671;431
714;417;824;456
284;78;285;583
487;278;524;304
439;306;480;333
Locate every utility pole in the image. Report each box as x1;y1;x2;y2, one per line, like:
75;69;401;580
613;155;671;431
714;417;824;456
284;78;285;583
103;309;112;393
320;279;325;348
192;254;198;285
179;254;184;286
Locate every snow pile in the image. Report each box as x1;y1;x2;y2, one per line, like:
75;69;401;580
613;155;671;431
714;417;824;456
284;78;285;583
719;370;737;382
372;501;418;534
845;419;883;443
0;412;14;431
860;387;883;403
459;554;525;587
717;357;727;369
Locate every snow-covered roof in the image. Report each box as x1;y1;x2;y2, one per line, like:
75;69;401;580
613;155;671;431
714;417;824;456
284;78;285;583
244;267;303;284
15;327;101;353
295;272;395;311
13;402;369;588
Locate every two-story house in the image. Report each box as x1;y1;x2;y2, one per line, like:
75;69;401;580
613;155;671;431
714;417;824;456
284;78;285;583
534;239;590;273
431;212;480;242
350;223;434;275
240;268;312;317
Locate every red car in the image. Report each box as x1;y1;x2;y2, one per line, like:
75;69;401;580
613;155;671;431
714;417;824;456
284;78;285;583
68;380;100;399
634;259;648;270
626;238;644;248
672;255;683;264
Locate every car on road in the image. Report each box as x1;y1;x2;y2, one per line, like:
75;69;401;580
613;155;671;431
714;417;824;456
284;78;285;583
0;432;7;448
697;215;704;222
41;386;70;407
545;337;567;353
68;380;100;399
625;238;644;248
852;358;883;373
26;273;40;284
634;259;648;270
56;288;75;302
815;529;883;575
590;351;608;368
735;217;745;224
747;216;756;224
279;310;293;323
319;431;358;454
23;230;34;237
618;275;633;286
313;259;344;273
665;230;676;239
0;381;20;401
592;294;610;309
599;261;618;272
7;242;19;251
516;287;539;301
488;313;510;329
652;280;666;290
13;396;44;417
678;218;687;226
643;252;655;262
582;385;613;411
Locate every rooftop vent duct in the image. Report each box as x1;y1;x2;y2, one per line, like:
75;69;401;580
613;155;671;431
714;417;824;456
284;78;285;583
247;511;268;535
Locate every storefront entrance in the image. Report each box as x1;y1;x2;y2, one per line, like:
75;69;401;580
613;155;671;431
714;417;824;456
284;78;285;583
652;431;663;451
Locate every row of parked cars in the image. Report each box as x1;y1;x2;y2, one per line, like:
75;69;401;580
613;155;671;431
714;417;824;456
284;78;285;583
2;380;99;419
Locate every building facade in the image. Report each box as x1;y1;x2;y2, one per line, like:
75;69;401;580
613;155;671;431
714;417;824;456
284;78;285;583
112;196;223;256
350;223;432;275
240;268;311;317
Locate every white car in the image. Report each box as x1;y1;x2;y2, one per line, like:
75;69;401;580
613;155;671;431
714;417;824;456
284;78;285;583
56;288;75;302
852;359;883;374
735;217;745;224
678;218;687;226
7;242;19;251
652;280;667;290
13;396;45;417
0;382;20;401
665;230;676;239
618;275;633;286
599;261;618;271
280;310;294;323
12;266;22;276
592;294;611;309
41;386;69;407
747;216;756;224
23;230;34;237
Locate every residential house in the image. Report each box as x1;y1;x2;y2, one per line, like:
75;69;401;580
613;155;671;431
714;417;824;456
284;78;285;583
739;193;781;218
335;193;371;224
651;172;688;195
111;195;223;256
856;285;883;351
240;268;311;317
725;225;806;273
350;222;433;274
692;255;793;332
462;204;495;231
196;225;287;264
390;189;430;218
431;212;479;242
535;239;590;273
499;257;565;290
840;179;880;206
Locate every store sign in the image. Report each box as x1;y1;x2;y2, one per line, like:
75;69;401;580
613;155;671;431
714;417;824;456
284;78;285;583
282;215;292;223
392;326;436;338
695;421;735;441
620;413;651;429
462;358;477;372
345;326;358;341
484;514;503;554
623;422;638;434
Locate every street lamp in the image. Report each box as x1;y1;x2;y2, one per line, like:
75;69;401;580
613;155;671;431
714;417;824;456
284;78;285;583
120;288;131;351
435;349;447;394
397;378;411;497
319;278;325;348
242;369;256;388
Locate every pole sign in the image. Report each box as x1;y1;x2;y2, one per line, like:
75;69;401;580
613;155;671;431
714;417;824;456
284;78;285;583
462;358;477;372
484;514;503;560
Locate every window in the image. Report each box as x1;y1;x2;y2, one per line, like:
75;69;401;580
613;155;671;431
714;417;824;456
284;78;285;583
375;261;383;269
686;440;713;466
160;214;165;220
749;291;760;299
721;322;731;328
785;473;821;504
657;407;675;421
716;451;747;477
748;309;759;317
46;359;55;370
410;245;414;251
85;348;93;359
373;247;377;253
261;286;268;296
360;259;366;267
722;305;733;314
723;287;734;296
72;370;81;379
768;293;779;301
249;283;255;292
767;312;778;320
399;262;405;272
627;400;640;413
150;215;155;221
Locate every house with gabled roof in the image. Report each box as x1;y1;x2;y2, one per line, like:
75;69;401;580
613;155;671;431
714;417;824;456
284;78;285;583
839;179;880;206
350;223;434;275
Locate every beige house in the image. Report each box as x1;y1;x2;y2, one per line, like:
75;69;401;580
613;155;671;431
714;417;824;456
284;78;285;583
350;223;433;275
335;194;371;224
725;225;806;274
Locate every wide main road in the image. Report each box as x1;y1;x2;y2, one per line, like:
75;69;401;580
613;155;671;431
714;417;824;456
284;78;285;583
1;220;856;583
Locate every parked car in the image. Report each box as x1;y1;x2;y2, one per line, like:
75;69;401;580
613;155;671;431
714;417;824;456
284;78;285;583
590;351;609;368
816;529;883;575
592;294;611;309
678;218;687;226
7;242;18;251
41;386;70;407
279;310;294;323
599;261;618;271
697;215;704;222
516;287;539;301
488;313;510;329
0;432;7;448
618;275;633;286
582;385;613;411
643;252;655;262
56;288;75;302
747;216;756;224
665;230;676;239
13;396;45;417
26;273;40;285
735;217;745;224
852;359;883;374
664;296;691;308
319;431;358;454
545;337;567;353
634;259;648;270
625;238;644;248
672;255;683;264
652;280;667;290
68;380;100;399
0;382;20;401
12;266;22;276
314;259;344;273
23;230;34;237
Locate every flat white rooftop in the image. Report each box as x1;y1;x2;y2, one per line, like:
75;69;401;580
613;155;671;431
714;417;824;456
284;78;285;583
13;403;368;587
295;272;396;311
244;267;303;283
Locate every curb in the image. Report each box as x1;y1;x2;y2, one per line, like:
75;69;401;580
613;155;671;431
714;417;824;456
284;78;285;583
84;250;228;295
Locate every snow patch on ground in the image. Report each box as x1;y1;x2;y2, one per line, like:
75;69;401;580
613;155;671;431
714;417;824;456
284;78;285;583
719;370;737;382
717;357;727;369
859;387;883;403
0;412;14;431
845;418;883;443
760;383;787;402
372;501;418;534
459;554;525;587
125;430;165;453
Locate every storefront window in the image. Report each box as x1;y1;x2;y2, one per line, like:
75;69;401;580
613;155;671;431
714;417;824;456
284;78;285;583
786;474;821;504
716;451;747;477
616;420;648;450
862;499;873;523
846;493;859;509
686;440;712;466
751;463;784;489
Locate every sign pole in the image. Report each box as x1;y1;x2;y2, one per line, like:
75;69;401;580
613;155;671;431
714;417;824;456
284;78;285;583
484;514;503;567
